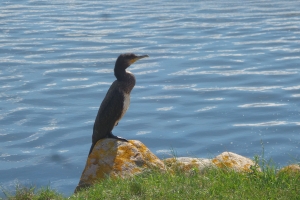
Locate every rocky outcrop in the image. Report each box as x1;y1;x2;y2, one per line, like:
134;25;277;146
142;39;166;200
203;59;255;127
75;139;297;193
212;151;261;172
278;164;300;176
75;139;165;192
164;157;215;173
164;152;261;173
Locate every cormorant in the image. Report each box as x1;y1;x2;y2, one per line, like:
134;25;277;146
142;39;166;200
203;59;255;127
89;53;149;155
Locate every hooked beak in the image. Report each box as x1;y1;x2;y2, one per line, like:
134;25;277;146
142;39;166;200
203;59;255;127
129;54;149;64
136;55;149;60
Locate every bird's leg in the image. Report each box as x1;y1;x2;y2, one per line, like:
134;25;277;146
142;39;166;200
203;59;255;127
107;132;128;142
88;143;95;155
89;132;128;155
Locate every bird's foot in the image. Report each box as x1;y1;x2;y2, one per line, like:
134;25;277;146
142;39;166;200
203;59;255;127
107;132;128;142
88;144;95;156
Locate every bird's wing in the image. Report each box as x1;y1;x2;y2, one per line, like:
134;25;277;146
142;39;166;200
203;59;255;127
96;81;125;125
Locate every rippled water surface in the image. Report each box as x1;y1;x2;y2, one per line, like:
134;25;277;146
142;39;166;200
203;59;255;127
1;0;300;197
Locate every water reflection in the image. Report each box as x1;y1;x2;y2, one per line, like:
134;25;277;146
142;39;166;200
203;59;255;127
170;68;298;76
192;86;282;92
233;121;297;127
156;106;174;111
195;106;217;112
238;103;286;108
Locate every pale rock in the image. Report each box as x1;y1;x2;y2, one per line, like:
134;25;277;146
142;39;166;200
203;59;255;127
164;157;215;173
278;164;300;175
212;151;261;172
75;139;165;192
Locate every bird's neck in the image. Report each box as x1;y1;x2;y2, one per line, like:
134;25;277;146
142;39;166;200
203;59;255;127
114;68;136;93
114;67;135;82
114;67;127;81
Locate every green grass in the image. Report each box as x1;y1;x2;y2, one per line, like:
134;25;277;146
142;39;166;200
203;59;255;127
2;162;299;200
1;185;64;200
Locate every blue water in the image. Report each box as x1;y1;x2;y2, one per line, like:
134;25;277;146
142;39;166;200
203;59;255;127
1;0;300;197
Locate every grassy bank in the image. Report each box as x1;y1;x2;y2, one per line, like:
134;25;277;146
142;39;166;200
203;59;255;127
2;161;299;200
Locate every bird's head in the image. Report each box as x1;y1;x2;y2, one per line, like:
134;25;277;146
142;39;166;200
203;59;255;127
115;53;149;70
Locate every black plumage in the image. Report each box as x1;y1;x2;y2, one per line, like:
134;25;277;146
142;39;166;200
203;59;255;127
88;53;149;155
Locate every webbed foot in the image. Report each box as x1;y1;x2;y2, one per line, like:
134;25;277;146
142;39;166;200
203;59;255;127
107;132;128;142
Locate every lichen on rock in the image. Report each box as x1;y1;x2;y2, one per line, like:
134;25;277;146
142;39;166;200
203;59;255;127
278;164;300;176
75;141;276;193
212;151;261;172
75;139;165;192
164;157;214;174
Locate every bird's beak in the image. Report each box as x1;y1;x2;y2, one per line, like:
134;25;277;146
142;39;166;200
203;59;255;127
130;55;149;64
136;55;149;60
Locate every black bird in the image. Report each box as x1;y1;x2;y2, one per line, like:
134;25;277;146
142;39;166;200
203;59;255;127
89;53;149;155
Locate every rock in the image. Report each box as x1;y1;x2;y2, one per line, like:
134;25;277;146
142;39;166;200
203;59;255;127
74;139;165;192
164;157;214;173
164;152;260;174
75;141;261;193
212;151;261;172
278;164;300;176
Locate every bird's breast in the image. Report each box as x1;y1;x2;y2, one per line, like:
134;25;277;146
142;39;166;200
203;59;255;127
123;92;130;113
114;92;130;126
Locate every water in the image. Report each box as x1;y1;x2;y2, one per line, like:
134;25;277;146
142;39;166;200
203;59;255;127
1;0;300;197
